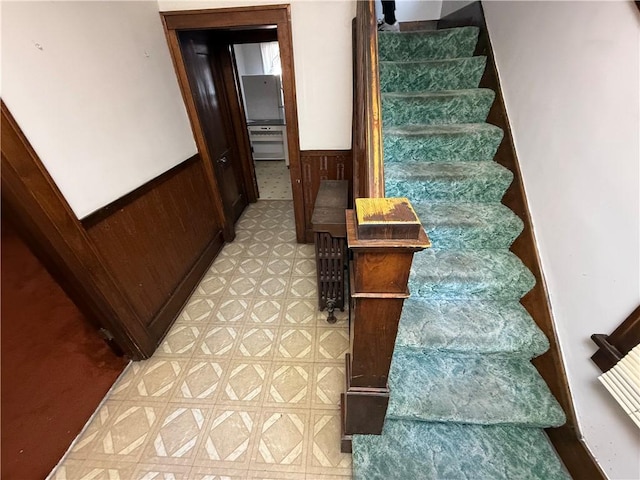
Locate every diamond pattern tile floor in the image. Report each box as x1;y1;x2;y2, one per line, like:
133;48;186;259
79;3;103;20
50;201;351;480
255;161;293;200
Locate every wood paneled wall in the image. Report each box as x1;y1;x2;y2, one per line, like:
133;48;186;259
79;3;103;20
301;150;353;243
2;100;225;360
83;156;224;341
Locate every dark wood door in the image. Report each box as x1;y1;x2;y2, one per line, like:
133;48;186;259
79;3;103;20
179;31;247;224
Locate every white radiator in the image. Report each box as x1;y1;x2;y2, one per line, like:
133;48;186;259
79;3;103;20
598;344;640;428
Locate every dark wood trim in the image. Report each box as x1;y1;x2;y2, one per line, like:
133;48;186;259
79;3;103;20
161;26;234;242
83;155;223;330
547;425;606;480
591;305;640;372
439;4;606;479
484;18;576;434
341;202;430;452
160;5;306;242
3;100;226;361
220;28;278;45
301;149;353;243
352;0;384;200
207;38;251;223
219;35;258;204
148;232;224;339
161;4;290;29
81;154;200;228
607;304;640;353
1;101;151;359
591;334;624;372
1;200;102;334
399;20;437;32
302;150;353;157
275;13;304;242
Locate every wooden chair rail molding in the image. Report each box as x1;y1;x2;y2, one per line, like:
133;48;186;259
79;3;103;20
341;0;430;452
591;305;640;372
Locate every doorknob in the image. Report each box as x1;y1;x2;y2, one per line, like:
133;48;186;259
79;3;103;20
218;156;228;165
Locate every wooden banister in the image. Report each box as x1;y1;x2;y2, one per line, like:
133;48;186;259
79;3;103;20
592;305;640;372
342;1;431;452
352;0;384;199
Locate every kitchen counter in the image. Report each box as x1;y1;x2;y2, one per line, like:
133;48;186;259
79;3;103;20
246;119;286;126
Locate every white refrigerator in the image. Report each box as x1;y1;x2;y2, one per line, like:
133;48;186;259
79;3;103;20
241;75;284;121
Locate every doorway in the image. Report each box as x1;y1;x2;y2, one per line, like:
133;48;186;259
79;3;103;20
161;5;305;241
234;41;292;200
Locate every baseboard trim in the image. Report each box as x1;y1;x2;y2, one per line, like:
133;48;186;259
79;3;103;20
399;20;437;32
148;230;224;342
547;425;604;480
439;4;606;479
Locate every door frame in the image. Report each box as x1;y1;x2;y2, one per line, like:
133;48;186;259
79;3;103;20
161;5;306;243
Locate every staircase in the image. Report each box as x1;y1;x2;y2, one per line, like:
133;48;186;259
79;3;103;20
351;27;571;479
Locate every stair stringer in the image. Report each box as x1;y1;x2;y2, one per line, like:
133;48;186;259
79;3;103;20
436;4;603;478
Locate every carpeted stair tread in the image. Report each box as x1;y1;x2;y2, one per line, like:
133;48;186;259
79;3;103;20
382;89;495;127
396;298;549;358
378;27;479;62
387;350;566;427
351;20;569;480
384;123;504;163
409;249;535;300
413;202;523;251
380;56;487;93
352;420;571;480
385;161;513;203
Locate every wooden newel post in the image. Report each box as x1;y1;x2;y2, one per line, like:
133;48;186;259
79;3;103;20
340;197;430;452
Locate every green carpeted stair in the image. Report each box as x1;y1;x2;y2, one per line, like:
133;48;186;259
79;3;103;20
396;298;549;357
411;202;524;250
382;89;496;127
379;57;487;93
351;26;570;479
384;123;504;163
385;161;514;202
353;421;570;479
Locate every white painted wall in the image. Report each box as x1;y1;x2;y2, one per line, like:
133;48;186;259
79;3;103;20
158;0;355;151
483;2;640;478
233;43;265;116
440;0;474;18
1;1;197;218
375;0;442;22
234;43;264;75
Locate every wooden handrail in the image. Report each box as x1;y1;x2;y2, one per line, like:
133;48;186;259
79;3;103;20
341;2;431;452
352;0;384;199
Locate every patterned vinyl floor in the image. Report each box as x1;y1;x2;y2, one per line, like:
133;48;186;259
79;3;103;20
50;201;351;480
254;161;293;200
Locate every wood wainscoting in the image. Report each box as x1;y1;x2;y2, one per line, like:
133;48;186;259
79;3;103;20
82;155;224;342
2;102;225;359
301;150;353;243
